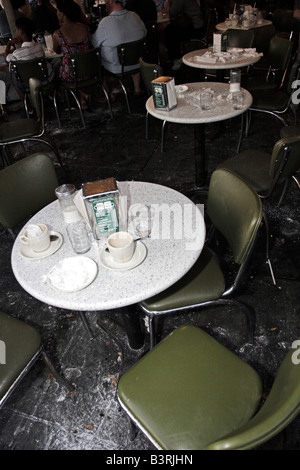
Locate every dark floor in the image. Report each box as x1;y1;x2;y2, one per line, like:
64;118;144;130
0;66;299;452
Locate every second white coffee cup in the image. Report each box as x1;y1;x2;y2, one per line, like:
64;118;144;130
107;231;135;263
20;223;50;252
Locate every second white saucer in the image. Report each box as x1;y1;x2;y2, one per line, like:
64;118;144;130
99;241;147;271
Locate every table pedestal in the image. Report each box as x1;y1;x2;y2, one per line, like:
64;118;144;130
194;123;206;188
122;305;144;350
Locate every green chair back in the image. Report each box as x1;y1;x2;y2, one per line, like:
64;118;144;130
66;48;102;85
206;338;300;450
0;153;58;231
117;38;146;70
0;311;42;406
227;28;255;48
10;57;49;85
206;169;263;265
270;135;300;183
267;36;293;72
139;57;163;94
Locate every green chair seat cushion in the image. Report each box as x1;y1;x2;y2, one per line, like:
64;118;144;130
242;74;278;92
118;325;262;450
250;89;289;111
218;150;273;193
0;312;42;398
140;247;225;312
0;119;41;142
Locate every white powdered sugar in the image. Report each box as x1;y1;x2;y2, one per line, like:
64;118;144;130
48;257;97;292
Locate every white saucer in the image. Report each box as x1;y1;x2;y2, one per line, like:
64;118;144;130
99;241;147;271
19;231;63;259
48;256;98;292
175;85;188;93
228;47;244;53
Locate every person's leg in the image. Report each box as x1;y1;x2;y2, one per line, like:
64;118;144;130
131;72;144;95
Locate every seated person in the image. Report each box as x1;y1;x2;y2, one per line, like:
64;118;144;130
52;0;91;108
91;0;147;95
165;0;204;70
4;16;54;102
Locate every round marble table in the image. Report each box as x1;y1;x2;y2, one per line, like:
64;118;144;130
146;82;252;186
182;47;262;71
216;19;272;32
11;181;205;349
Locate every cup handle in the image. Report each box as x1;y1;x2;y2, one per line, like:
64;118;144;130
20;235;28;245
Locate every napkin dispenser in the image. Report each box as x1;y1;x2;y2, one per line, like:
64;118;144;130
152;76;177;111
213;32;228;52
82;177;119;240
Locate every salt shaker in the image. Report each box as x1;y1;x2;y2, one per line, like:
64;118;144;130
229;69;241;93
55;184;81;224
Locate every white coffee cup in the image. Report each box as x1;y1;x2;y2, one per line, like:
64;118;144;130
20;223;50;252
107;231;135;263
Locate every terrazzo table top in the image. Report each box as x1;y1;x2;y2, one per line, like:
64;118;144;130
146;82;253;124
183;47;262;70
11;181;205;312
216;19;272;31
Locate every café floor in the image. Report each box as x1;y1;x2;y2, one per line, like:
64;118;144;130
0;68;299;452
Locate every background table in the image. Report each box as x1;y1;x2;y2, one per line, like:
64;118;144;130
183;47;262;72
146;82;252;187
11;181;205;349
216;19;272;32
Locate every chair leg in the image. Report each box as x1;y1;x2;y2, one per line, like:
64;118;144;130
145;111;149;139
40;351;75;391
236;113;244;153
53;89;61;128
263;213;277;286
277;179;289;207
128;417;138;441
101;84;113;119
161;120;167;152
68;90;86;128
119;80;131;114
148;314;156;350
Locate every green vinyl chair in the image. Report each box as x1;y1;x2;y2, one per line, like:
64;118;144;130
0;152;58;238
0;311;74;409
61;48;112;128
243;36;293;92
10;57;61;126
218;133;300;206
0;77;63;168
139;168;263;349
117;324;300;450
104;38;147;114
244;60;300;135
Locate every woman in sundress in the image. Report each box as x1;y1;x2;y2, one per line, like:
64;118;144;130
52;0;91;108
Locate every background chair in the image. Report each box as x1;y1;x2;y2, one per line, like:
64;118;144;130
0;77;63;168
181;10;211;54
245;59;300;131
0;311;74;409
117;325;300;450
61;48;112;128
243;36;293;91
139;168;263;349
218;133;300;207
104;38;147;114
0;152;58;238
10;57;61;126
227;28;255;49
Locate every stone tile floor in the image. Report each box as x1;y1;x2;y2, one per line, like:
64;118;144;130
0;75;299;451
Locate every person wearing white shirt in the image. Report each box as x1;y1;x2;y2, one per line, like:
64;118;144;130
91;0;147;95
